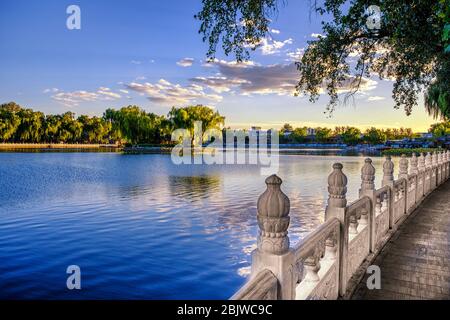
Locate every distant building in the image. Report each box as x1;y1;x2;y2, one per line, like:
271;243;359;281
419;132;433;139
283;130;293;137
307;128;316;136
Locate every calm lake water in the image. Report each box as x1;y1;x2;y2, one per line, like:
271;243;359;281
0;152;400;299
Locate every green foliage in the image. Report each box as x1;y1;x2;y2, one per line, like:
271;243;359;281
429;121;450;137
0;102;225;145
291;127;308;143
197;0;450;116
168;105;225;145
341;127;362;145
363;127;387;145
195;0;279;62
315;127;333;143
382;148;443;156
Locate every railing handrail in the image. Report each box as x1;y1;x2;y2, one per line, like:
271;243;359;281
231;269;278;300
232;150;450;300
293;217;340;259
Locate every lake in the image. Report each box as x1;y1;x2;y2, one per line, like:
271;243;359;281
0;152;399;299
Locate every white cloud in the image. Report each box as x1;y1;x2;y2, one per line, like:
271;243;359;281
50;87;122;107
195;60;378;97
43;88;59;93
367;95;386;101
125;79;222;106
311;33;325;39
131;60;142;65
190;76;249;93
286;48;305;61
270;29;280;34
259;38;293;55
177;58;194;67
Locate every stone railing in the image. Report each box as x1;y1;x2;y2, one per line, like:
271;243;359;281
231;150;450;300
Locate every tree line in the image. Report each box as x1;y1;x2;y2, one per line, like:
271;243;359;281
279;122;450;145
1;101;448;146
0;102;224;145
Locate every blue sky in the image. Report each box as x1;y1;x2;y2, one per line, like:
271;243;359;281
0;0;437;131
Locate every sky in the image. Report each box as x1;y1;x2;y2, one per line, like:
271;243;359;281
0;0;438;132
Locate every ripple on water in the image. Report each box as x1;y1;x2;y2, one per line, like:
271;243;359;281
0;153;397;299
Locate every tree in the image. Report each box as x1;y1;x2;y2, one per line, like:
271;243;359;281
0;108;20;142
78;115;112;143
281;123;293;133
15;108;44;142
341;127;361;145
429;121;450;137
291;127;308;143
168;105;225;145
196;0;450;116
0;101;22;113
364;127;387;145
315;127;332;143
43;114;62;143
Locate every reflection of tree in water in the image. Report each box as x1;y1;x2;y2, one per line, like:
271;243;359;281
168;175;221;200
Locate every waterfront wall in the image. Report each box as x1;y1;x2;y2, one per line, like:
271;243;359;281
231;150;450;300
0;143;119;149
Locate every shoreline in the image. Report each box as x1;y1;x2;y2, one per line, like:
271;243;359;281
0;143;121;149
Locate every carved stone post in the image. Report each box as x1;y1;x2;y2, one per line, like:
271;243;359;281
398;154;409;179
324;163;347;296
251;175;294;300
359;158;377;253
325;163;348;222
256;175;290;254
382;155;394;187
432;152;438;167
425;152;432;168
418;153;425;172
437;152;442;184
359;158;375;197
410;153;418;175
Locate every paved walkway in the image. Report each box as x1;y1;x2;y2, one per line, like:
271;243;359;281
352;179;450;300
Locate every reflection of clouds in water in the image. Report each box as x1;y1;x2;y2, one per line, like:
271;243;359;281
237;266;251;277
0;153;405;298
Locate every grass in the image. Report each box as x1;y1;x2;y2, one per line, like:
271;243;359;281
381;147;444;156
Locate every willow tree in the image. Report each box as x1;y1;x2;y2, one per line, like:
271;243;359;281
196;0;450;117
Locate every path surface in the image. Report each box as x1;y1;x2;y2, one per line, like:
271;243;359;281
352;179;450;300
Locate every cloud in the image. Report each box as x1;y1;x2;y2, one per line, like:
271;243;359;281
189;76;249;93
286;48;305;61
177;58;195;67
194;59;378;97
43;88;59;93
209;60;299;95
125;79;222;106
270;29;281;34
259;38;293;55
367;95;386;101
50;87;122;107
131;60;142;65
311;33;325;38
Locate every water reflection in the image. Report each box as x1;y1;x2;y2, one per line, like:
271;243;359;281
0;152;399;299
